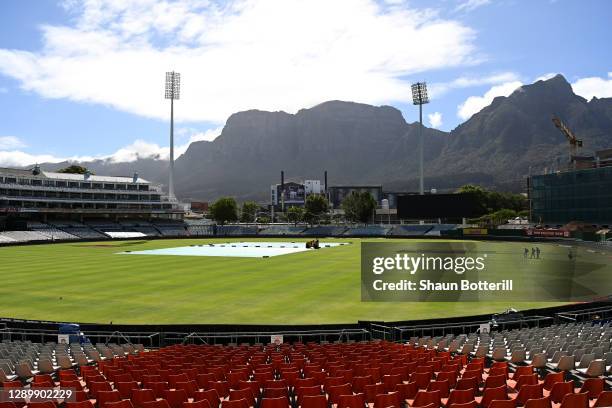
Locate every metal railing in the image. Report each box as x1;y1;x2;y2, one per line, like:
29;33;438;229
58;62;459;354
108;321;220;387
389;315;554;342
556;305;612;322
163;328;371;345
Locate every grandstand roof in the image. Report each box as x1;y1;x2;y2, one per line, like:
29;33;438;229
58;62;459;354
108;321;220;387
42;171;149;184
0;166;149;184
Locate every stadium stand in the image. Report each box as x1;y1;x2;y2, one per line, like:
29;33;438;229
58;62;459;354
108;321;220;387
258;226;307;236
216;226;259;236
425;224;458;236
301;226;348;236
343;225;392;236
0;319;610;408
388;224;434;236
0;230;52;242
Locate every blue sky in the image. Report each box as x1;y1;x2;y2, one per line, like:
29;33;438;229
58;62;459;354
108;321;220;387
0;0;611;166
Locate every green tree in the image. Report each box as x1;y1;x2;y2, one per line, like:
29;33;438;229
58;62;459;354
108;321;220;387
57;165;89;174
342;191;377;223
286;206;305;225
209;197;238;225
257;215;270;224
457;184;527;214
240;201;258;223
304;194;329;224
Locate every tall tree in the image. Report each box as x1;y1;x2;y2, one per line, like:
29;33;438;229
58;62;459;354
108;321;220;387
304;194;329;224
342;191;377;223
57;165;89;174
286;206;305;225
240;201;259;223
209;197;238;225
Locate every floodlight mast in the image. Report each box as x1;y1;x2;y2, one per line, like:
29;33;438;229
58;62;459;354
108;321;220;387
165;71;181;201
411;82;429;195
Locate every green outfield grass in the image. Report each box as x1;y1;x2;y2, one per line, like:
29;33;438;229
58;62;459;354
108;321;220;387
0;238;591;325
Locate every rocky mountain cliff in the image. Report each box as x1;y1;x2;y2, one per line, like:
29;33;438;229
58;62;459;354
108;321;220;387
38;75;612;201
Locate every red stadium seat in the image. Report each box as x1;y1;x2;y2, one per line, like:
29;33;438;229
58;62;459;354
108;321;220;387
481;386;509;408
542;372;563;392
229;389;256;408
65;401;94;408
489;400;516;408
116;381;140;399
373;392;401;408
427;379;450;398
548;381;573;404
132;389;157;408
594;391;612;407
515;384;543;407
193;389;221;408
337;393;365;408
512;366;534;380
97;391;122;408
327;384;352;406
448;402;477;408
514;374;538;391
300;395;327;408
260;398;290;408
412;390;441;408
106;401;135;408
26;403;57;408
184;401;211;408
484;375;507;390
578;378;604;399
559;392;588;408
523;396;551;408
141;401;172;408
220;400;248;408
89;381;113;399
447;389;475;407
163;390;189;408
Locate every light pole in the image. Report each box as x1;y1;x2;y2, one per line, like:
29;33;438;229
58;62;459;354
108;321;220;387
165;71;181;201
411;82;429;195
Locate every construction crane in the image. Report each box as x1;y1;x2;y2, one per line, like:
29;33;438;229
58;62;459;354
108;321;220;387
552;116;583;165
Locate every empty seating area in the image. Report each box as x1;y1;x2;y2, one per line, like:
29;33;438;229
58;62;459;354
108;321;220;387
343;226;392;236
258;226;307;236
300;226;348;236
0;220;460;244
388;225;434;236
1;320;610;408
216;226;258;236
0;231;53;242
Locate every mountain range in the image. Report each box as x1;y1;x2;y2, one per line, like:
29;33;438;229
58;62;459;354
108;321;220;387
40;74;612;202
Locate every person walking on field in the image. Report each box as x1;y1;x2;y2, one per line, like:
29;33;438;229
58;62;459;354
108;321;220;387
531;248;536;259
536;247;541;259
524;248;529;258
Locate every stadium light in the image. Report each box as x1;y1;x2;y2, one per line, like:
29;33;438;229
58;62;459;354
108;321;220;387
165;71;181;201
411;82;429;195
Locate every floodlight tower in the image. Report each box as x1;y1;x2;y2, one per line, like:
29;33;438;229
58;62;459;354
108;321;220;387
411;82;429;195
165;71;181;201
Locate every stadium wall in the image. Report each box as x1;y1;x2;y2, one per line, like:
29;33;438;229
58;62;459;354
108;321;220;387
2;301;610;347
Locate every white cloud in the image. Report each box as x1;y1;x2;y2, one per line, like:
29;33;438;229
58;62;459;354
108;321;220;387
0;126;222;167
455;0;491;12
0;136;27;150
428;71;519;98
0;0;479;124
427;112;443;128
535;72;558;82
571;72;612;100
457;80;523;120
